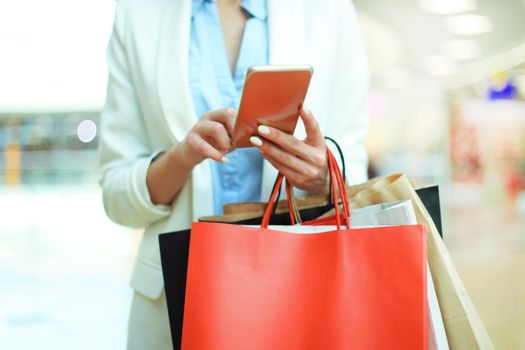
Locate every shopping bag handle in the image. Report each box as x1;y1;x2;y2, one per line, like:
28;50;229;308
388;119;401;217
261;147;351;229
269;136;346;215
324;136;346;184
328;149;351;228
260;173;295;227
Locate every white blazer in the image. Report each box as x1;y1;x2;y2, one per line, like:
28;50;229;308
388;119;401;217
99;0;369;301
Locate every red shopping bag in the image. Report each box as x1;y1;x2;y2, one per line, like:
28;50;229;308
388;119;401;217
182;149;427;350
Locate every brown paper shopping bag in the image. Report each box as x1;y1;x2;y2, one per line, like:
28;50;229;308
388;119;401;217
345;173;494;350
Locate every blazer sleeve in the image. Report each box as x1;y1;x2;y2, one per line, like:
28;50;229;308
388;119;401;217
324;0;369;185
98;2;171;228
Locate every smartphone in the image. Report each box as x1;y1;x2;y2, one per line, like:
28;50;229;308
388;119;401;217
232;65;313;148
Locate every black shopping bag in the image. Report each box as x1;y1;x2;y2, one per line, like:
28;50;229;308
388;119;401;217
416;185;443;237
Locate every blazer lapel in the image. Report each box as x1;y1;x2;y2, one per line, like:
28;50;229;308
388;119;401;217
156;0;195;142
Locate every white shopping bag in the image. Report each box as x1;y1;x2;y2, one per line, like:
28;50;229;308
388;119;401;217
350;200;418;227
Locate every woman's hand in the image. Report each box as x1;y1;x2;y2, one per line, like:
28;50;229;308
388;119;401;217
147;108;235;205
176;108;236;168
250;106;329;194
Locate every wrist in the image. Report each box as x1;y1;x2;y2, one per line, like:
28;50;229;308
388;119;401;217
168;143;196;171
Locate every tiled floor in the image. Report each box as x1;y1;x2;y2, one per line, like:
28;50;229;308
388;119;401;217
1;187;523;349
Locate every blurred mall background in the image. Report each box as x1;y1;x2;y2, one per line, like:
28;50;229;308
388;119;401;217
1;0;524;348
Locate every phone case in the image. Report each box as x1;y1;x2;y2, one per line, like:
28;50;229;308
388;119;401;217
232;65;313;148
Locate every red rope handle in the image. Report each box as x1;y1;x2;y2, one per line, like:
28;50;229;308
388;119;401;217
261;173;284;228
261;147;351;229
285;179;296;225
327;149;341;228
328;150;350;228
261;173;296;228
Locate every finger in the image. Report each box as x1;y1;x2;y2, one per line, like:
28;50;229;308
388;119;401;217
261;153;306;187
197;120;233;152
252;136;319;178
187;133;228;163
262;151;329;194
256;125;325;167
299;105;324;146
203;108;236;135
257;125;314;158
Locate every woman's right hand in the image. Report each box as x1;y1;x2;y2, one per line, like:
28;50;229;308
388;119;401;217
176;108;236;168
147;108;236;205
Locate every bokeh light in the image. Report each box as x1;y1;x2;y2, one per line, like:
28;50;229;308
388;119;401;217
76;120;97;143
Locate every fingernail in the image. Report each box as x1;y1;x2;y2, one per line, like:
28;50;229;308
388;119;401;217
302;105;310;115
250;136;263;147
221;156;230;163
258;125;270;135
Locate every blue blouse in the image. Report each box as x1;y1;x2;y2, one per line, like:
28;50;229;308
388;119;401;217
189;0;268;215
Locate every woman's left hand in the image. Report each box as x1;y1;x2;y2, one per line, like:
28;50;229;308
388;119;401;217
250;106;329;194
